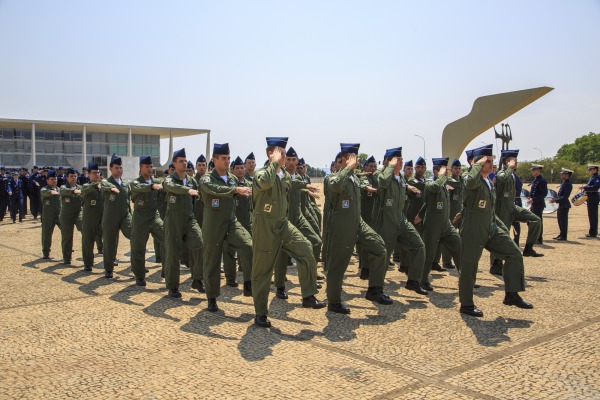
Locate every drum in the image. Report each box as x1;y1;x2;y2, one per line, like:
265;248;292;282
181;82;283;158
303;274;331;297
544;190;558;214
571;191;588;206
520;189;531;210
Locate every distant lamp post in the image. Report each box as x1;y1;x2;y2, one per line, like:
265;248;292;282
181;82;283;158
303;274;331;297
533;147;543;159
415;134;425;160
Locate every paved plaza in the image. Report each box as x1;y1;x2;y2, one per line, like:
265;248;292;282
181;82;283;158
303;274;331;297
1;192;599;399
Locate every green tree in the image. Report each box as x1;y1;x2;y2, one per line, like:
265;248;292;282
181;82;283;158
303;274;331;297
306;164;326;178
358;153;369;166
556;132;600;164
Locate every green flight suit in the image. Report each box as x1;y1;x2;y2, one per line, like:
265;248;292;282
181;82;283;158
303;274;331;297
193;172;205;227
358;172;377;271
321;173;334;270
273;171;322;289
374;165;425;282
100;176;133;272
440;175;462;266
326;166;387;304
493;165;541;255
154;182;167;262
130;176;164;279
199;170;253;298
251;161;318;317
41;186;61;257
459;164;525;306
162;173;204;290
81;181;104;267
299;174;321;236
59;183;83;262
400;176;426;268
222;177;253;283
417;174;462;284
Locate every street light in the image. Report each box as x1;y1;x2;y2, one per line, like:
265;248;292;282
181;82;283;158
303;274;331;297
533;147;543;159
415;134;425;160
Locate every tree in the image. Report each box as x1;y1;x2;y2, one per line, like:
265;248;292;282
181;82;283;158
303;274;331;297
358;153;369;166
306;164;326;178
556;132;600;164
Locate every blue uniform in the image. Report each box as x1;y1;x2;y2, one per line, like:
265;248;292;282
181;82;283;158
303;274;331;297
0;173;9;220
529;174;548;243
583;172;600;236
555;179;572;239
8;177;24;222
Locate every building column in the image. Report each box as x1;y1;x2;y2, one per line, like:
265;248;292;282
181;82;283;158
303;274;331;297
205;130;211;160
128;128;133;157
30;123;36;168
82;125;87;168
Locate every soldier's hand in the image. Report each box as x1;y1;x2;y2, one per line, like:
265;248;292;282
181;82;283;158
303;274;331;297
152;184;162;191
389;157;398;167
74;189;81;195
307;184;319;193
508;158;517;168
414;215;422;225
35;182;40;187
476;156;488;166
188;189;199;197
446;185;454;191
408;185;421;194
269;148;282;164
440;166;447;176
452;212;462;224
308;191;320;200
235;187;252;197
111;188;119;194
364;186;377;193
96;183;101;190
52;191;59;196
346;154;358;169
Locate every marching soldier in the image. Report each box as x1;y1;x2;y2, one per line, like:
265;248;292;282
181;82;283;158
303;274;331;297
251;137;325;328
297;158;322;238
326;143;393;314
414;158;462;291
512;171;524;244
129;156;164;286
374;148;428;295
400;157;428;272
551;168;573;241
162;148;205;298
41;170;61;259
437;158;463;269
100;154;133;278
81;163;104;271
59;168;83;265
244;152;256;181
357;156;378;276
194;154;208;226
321;154;343;270
29;166;43;220
458;144;532;317
582;164;600;237
199;145;253;312
528;164;548;244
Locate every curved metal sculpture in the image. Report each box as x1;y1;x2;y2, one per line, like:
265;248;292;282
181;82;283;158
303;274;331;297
494;123;513;151
442;87;554;159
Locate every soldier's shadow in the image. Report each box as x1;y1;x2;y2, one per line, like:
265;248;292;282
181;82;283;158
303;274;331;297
525;275;549;283
40;262;77;276
62;272;116;296
237;324;321;362
461;315;533;347
22;259;45;269
180;310;254;341
109;285;163;307
322;304;407;343
267;292;312;326
142;295;201;322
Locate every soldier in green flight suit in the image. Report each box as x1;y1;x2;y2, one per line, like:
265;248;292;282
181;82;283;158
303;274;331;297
41;170;61;259
100;154;132;278
154;163;174;264
373;148;428;295
162;148;205;298
251;137;326;328
435;158;463;270
357;156;378;277
223;156;253;295
81;163;104;271
194;155;208;227
198;144;254;312
129;156;164;286
59;168;83;265
400;157;427;273
414;158;462;291
244;152;256;182
272;147;323;300
326;143;393;314
490;150;543;275
458;144;532;317
297;158;321;237
321;154;343;271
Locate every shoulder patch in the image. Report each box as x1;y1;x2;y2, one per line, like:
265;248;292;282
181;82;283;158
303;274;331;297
203;176;211;183
165;177;172;183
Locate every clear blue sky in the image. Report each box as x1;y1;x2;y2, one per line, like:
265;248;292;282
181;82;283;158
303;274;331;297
1;0;598;168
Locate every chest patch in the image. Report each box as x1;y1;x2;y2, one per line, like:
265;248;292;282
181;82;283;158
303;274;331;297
109;194;116;201
342;200;350;209
45;200;50;206
504;192;510;198
386;199;393;207
91;200;96;206
437;202;443;209
453;195;458;201
478;200;487;208
65;198;71;203
169;196;176;204
212;199;219;207
263;204;272;213
137;200;144;206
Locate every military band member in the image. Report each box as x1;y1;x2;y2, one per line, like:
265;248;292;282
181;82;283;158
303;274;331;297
59;168;83;265
29;165;43;220
81;163;104;271
550;168;573;241
527;164;548;244
77;167;90;186
581;164;600;237
459;144;532;317
41;170;61;259
251;137;325;328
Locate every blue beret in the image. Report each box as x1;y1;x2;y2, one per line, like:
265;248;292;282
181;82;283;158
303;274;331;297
404;160;413;168
364;155;376;165
88;163;99;171
58;166;65;170
432;157;449;167
163;169;168;175
187;161;194;169
110;154;122;166
335;152;342;160
501;149;519;159
208;160;215;168
416;157;426;166
232;156;244;167
172;148;186;161
246;152;255;161
66;168;77;175
266;137;288;148
196;154;206;163
451;158;461;167
465;149;475;159
298;158;306;166
473;144;493;157
213;143;230;155
82;167;88;171
33;165;39;169
47;169;57;178
330;161;335;167
140;155;152;165
168;162;174;169
0;166;5;170
340;143;360;154
384;147;402;158
286;147;298;158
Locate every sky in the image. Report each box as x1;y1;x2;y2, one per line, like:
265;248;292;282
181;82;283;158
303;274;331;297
1;0;599;169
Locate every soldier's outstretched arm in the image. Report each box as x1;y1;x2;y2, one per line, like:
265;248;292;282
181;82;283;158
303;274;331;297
254;162;278;191
100;179;117;193
425;174;447;193
199;176;237;197
81;183;100;195
162;177;193;195
464;164;483;190
129;180;152;194
41;187;54;199
376;164;394;189
495;165;512;185
59;186;75;197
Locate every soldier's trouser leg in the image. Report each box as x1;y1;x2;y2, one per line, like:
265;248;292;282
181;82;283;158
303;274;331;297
326;243;353;304
441;242;452;265
154;237;162;261
588;199;599;236
164;223;182;290
389;221;425;282
458;237;486;307
228;222;253;283
557;208;569;238
282;222;318;297
433;243;442;264
82;220;100;266
512;206;541;246
42;217;58;255
186;221;204;282
203;236;224;299
60;217;75;262
30;193;40;218
252;244;279;316
512;221;521;245
96;228;103;253
274;251;288;289
296;217;322;266
130;220;155;279
484;226;525;293
357;220;387;288
222;243;237;282
400;223;423;269
420;224;444;283
102;217;122;272
530;205;544;242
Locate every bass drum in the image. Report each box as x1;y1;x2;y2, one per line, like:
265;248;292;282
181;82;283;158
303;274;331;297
544;189;558;214
571;191;588;206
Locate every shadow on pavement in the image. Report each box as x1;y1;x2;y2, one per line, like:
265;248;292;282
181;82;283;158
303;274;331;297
461;315;533;346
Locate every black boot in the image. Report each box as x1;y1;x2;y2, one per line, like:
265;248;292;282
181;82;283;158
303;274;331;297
420;281;434;292
276;286;288;300
191;279;205;293
207;298;219;312
398;265;408;274
328;302;350;314
255;315;271;327
405;280;429;295
490;260;503;275
226;278;238;287
460;305;483;317
503;292;533;309
365;287;393;305
243;281;252;297
135;278;147;287
523;244;544;257
302;295;326;309
431;262;447;272
168;288;182;298
359;268;369;280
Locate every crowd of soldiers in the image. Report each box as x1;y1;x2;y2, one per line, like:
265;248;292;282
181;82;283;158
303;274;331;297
4;138;600;328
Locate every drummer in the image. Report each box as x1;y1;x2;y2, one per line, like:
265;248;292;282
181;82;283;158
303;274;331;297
581;164;600;238
550;168;573;241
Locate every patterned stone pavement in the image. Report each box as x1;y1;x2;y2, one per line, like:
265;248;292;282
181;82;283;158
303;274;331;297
1;197;599;399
